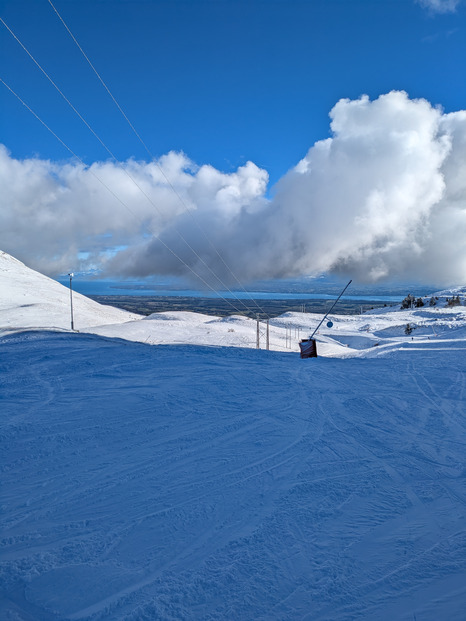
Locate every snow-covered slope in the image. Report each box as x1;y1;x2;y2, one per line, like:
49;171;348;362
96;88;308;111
0;251;141;332
1;331;465;620
3;250;466;358
1;252;466;619
87;303;466;357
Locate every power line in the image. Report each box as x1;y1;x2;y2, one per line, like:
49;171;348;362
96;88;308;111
0;17;257;316
47;0;153;161
46;0;271;319
0;76;248;316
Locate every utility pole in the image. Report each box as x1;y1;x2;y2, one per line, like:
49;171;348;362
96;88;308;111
286;324;292;349
68;272;74;331
266;319;270;351
256;314;260;349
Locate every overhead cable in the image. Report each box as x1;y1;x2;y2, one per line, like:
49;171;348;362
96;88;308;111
0;17;256;315
47;0;271;319
0;76;248;316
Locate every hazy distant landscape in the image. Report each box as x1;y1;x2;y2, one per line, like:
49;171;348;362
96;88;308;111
90;294;394;318
68;276;438;318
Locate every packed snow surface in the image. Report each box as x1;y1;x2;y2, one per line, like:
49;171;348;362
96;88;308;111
1;251;466;619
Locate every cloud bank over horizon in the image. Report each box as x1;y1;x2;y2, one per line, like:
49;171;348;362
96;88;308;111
2;91;466;286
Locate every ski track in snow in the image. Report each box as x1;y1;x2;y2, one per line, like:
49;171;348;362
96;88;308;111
1;331;466;620
1;253;466;619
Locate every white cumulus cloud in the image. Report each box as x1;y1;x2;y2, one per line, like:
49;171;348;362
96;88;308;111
0;147;268;278
1;91;466;286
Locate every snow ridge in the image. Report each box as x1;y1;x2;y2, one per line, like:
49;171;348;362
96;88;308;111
1;252;466;620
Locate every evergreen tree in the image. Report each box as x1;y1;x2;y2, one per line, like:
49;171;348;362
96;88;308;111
446;295;461;307
401;294;415;310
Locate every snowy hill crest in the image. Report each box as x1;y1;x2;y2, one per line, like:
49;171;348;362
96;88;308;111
0;250;141;333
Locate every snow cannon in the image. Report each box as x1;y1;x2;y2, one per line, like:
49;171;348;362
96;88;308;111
299;338;317;358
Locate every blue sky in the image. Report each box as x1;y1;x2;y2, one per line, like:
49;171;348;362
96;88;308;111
1;0;465;184
1;0;466;286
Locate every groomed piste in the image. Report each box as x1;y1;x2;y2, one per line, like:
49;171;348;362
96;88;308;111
1;251;466;620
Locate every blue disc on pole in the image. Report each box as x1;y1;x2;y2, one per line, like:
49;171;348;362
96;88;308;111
327;321;333;328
